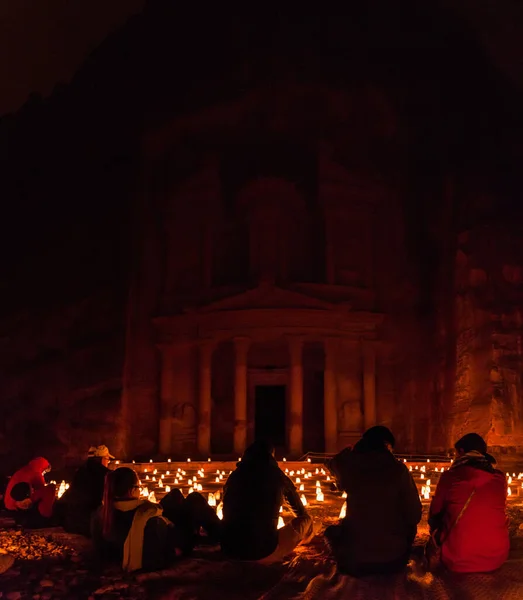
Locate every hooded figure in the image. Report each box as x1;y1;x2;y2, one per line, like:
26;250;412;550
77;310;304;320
221;440;313;562
5;457;56;523
326;426;422;576
429;433;509;573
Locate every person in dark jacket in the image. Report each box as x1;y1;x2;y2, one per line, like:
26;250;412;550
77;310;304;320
325;426;422;576
58;445;113;536
428;433;508;573
91;467;221;572
221;440;313;563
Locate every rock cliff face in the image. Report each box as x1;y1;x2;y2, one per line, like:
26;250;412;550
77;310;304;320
0;0;522;469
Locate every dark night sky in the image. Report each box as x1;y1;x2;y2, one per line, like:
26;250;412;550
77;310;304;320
0;0;522;117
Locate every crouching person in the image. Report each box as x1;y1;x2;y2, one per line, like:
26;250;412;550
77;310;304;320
325;426;421;576
5;457;56;528
221;440;314;563
427;433;509;573
91;467;221;572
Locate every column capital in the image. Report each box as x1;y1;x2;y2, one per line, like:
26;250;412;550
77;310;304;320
286;335;304;365
233;336;251;354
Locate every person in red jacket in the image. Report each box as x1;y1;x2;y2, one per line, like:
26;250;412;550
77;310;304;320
429;433;509;573
5;457;56;525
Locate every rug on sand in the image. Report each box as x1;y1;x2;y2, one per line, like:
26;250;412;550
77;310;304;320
264;558;523;600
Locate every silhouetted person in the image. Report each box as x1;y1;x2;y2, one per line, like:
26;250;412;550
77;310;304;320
221;439;313;563
428;433;509;572
5;457;56;527
325;426;421;576
91;467;221;572
58;445;114;536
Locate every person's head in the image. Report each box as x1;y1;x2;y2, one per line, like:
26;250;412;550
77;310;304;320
28;457;51;475
10;482;33;510
101;467;141;537
242;439;275;462
454;433;496;464
88;445;115;468
361;426;396;452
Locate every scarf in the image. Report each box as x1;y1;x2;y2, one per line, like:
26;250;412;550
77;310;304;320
451;450;495;473
113;499;170;572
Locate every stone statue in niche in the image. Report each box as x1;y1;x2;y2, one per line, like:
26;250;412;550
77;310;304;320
237;177;306;283
172;403;196;435
339;401;363;433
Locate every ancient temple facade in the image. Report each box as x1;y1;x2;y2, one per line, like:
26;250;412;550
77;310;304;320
122;86;438;458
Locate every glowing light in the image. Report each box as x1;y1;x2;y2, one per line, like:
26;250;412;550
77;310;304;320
166;471;170;475
158;479;163;488
308;458;311;463
299;484;304;491
148;491;157;502
208;458;211;462
508;476;513;484
279;505;283;513
187;458;191;462
316;490;324;502
115;460;120;465
341;491;347;499
277;516;285;529
165;485;171;493
188;487;194;494
217;503;223;520
283;457;286;462
197;484;203;492
300;494;308;506
508;487;512;496
339;502;347;519
150;459;153;463
215;477;220;483
208;493;216;507
296;478;301;484
145;475;150;480
168;458;171;463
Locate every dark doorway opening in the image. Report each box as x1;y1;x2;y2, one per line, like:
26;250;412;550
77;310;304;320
255;385;286;450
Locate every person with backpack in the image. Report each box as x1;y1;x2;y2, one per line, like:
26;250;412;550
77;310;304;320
427;433;509;572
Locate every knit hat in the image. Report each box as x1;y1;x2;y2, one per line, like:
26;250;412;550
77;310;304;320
10;482;32;502
88;445;115;459
362;426;396;449
455;433;496;464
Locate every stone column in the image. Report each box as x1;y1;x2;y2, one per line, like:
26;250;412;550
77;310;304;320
324;338;338;453
159;346;176;455
288;337;304;457
362;341;377;430
197;341;214;457
233;337;250;456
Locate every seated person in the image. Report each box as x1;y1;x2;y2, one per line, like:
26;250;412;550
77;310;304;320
91;467;221;572
325;426;421;576
428;433;509;573
58;444;113;536
7;481;55;528
221;439;313;563
5;457;56;527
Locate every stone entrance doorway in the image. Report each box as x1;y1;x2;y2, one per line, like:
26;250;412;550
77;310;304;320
254;385;287;450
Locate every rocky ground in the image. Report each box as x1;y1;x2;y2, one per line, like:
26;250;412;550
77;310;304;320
1;505;523;599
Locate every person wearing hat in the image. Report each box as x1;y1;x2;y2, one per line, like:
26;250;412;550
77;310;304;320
428;433;509;573
59;445;114;536
324;426;422;576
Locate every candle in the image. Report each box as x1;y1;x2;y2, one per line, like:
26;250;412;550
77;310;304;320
208;493;216;507
187;458;191;462
300;494;307;506
277;516;285;529
165;485;171;493
316;490;324;502
168;458;171;463
339;502;347;519
299;484;304;491
208;458;211;462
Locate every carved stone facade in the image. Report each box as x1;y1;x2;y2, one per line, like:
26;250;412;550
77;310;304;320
120;86;429;458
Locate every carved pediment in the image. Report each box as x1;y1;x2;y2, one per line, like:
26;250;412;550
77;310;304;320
196;282;346;313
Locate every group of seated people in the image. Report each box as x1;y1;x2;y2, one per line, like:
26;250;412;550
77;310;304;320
2;427;510;576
